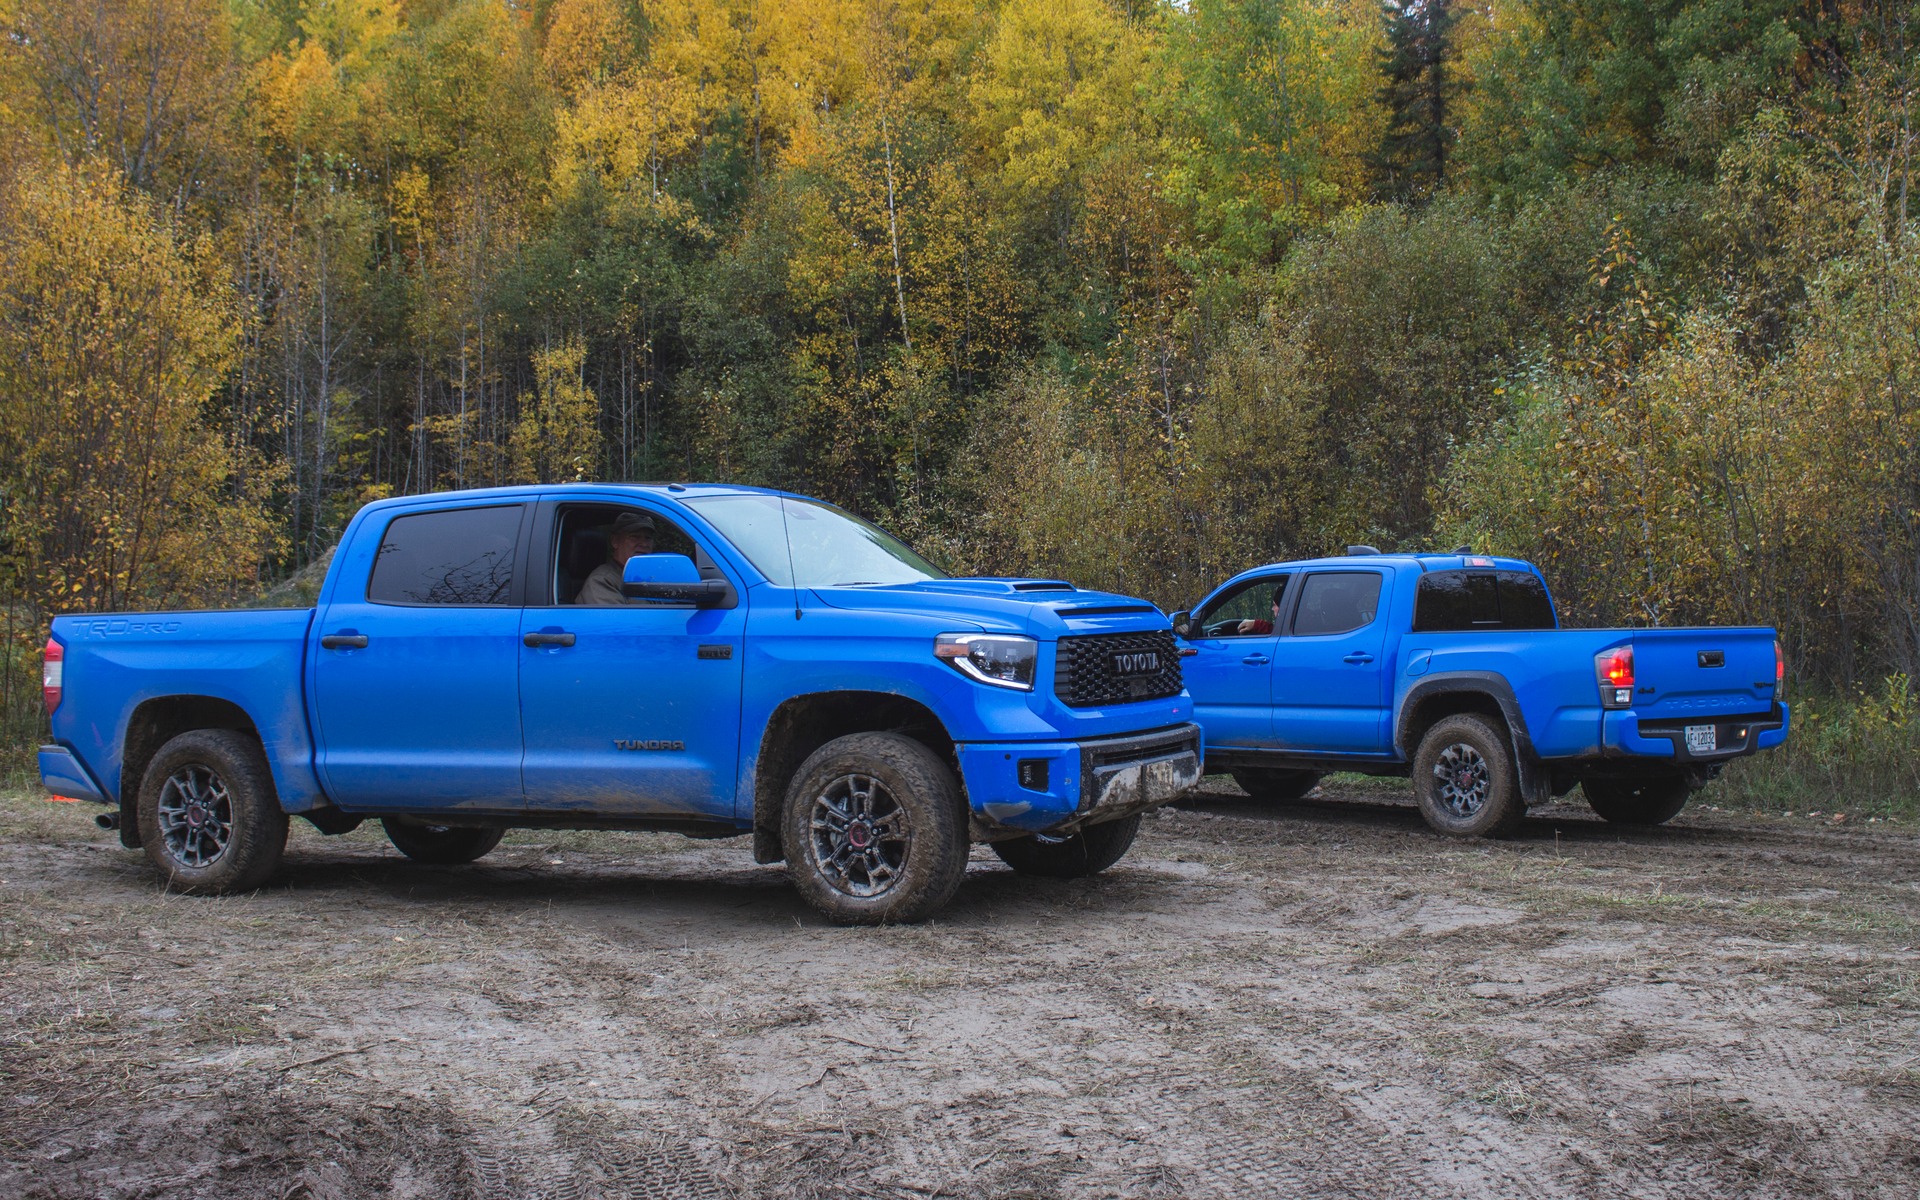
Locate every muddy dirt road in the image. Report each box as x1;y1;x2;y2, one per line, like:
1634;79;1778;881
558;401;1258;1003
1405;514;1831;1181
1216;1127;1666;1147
2;782;1916;1199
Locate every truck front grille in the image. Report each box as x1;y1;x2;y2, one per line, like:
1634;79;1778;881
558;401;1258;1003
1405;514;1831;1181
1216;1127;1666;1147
1054;630;1183;708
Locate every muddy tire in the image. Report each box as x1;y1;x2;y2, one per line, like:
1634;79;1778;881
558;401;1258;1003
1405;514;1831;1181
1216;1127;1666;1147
136;729;289;894
1412;714;1525;838
381;818;505;864
1583;775;1692;826
1230;767;1322;802
782;732;968;925
992;813;1142;878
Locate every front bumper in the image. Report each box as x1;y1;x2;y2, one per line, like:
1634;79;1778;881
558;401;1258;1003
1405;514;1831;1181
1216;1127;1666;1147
39;745;112;805
956;723;1203;840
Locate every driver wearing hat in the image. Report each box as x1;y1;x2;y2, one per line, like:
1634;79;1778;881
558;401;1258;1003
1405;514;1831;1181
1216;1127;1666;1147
576;511;657;605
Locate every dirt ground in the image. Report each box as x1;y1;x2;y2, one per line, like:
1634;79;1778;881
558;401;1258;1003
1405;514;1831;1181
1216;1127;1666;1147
1;780;1916;1200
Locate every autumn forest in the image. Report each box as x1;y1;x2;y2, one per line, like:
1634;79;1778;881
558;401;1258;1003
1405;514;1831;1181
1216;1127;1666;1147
1;0;1918;803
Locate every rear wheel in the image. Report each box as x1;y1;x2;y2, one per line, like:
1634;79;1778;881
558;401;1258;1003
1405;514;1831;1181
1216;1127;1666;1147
991;814;1142;878
1583;775;1692;825
381;818;505;864
1412;714;1525;838
1230;767;1322;802
782;732;968;925
136;729;288;894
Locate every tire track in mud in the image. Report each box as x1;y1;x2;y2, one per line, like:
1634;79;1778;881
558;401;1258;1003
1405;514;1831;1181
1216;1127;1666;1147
459;1106;738;1200
556;1107;737;1199
1045;963;1510;1200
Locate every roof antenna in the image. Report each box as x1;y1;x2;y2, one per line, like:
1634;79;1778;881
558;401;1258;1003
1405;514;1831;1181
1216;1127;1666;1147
1452;545;1473;554
1345;545;1381;556
779;496;802;619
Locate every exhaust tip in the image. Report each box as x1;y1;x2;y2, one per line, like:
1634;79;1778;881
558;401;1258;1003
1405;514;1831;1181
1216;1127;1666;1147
94;812;119;831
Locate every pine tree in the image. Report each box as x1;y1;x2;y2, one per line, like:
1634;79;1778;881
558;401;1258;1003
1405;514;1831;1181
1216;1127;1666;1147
1372;0;1461;202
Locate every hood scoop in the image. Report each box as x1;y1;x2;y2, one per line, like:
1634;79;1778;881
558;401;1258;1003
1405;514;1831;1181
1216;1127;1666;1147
883;577;1078;597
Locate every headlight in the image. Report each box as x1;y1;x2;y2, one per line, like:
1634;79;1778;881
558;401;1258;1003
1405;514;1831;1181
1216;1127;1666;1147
934;633;1038;690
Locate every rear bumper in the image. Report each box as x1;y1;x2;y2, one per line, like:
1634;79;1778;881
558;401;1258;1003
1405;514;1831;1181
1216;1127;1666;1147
1597;703;1790;762
957;723;1203;839
38;745;112;805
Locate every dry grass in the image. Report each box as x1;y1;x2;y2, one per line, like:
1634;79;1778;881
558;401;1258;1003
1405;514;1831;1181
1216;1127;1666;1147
2;783;1917;1199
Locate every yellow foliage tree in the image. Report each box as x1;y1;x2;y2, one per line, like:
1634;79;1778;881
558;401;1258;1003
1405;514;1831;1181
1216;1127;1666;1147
0;164;280;617
510;335;602;483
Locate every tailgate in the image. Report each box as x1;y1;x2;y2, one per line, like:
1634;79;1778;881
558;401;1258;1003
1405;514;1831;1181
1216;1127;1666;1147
1630;628;1777;720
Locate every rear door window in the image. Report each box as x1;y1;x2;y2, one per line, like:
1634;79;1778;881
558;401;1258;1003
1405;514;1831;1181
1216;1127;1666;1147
367;505;522;606
1291;572;1383;637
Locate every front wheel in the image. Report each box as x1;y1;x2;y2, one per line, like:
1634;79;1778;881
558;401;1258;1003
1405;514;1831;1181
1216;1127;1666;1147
1583;775;1692;825
1230;767;1322;802
782;733;969;925
136;729;289;894
381;818;505;864
992;814;1142;878
1412;714;1525;838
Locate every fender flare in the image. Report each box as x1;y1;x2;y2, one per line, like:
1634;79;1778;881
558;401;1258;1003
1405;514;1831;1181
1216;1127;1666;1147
1395;672;1548;805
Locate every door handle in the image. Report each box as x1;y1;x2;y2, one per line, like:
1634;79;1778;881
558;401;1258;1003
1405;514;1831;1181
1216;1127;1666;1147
523;631;577;648
320;634;368;650
1242;653;1270;666
1343;652;1374;664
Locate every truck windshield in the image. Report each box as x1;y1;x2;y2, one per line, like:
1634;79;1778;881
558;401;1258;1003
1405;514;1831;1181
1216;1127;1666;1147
685;494;949;588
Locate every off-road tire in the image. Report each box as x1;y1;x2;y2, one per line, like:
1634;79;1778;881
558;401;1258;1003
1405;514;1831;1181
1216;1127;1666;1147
381;818;505;864
1583;775;1692;826
1230;767;1322;802
136;729;289;894
782;732;968;925
991;813;1142;878
1412;713;1525;838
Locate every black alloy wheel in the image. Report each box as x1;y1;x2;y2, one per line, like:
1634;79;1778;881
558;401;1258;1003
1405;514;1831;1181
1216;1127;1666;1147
1412;714;1525;838
136;729;288;893
782;732;968;925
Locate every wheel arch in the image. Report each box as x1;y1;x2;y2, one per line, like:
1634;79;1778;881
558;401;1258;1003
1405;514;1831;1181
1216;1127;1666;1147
119;696;267;849
1396;673;1548;804
749;691;957;864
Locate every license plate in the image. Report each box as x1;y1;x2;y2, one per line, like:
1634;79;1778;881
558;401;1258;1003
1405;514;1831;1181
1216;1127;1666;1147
1685;724;1717;754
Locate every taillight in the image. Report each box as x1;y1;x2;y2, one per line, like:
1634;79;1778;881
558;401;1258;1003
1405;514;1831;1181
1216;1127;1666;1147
43;637;64;713
1775;638;1786;696
1595;644;1634;709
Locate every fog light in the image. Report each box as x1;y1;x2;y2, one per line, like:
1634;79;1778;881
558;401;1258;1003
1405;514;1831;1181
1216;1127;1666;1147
1017;759;1048;791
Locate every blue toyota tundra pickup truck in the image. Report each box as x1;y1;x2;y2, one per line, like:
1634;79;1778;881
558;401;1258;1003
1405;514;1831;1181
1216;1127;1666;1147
1171;550;1788;836
38;484;1201;923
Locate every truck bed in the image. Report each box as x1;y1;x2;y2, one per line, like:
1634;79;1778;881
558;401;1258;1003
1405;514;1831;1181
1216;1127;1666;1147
48;608;328;812
1406;625;1780;761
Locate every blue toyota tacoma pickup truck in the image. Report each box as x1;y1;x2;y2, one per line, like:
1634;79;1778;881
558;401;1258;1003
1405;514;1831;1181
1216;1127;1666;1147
38;484;1201;923
1171;550;1789;836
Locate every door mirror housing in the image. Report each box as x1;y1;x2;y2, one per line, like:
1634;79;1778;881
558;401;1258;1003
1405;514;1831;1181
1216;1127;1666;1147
1169;610;1192;638
621;553;728;606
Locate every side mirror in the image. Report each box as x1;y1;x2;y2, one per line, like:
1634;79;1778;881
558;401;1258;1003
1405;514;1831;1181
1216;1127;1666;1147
621;554;728;606
1169;610;1192;638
